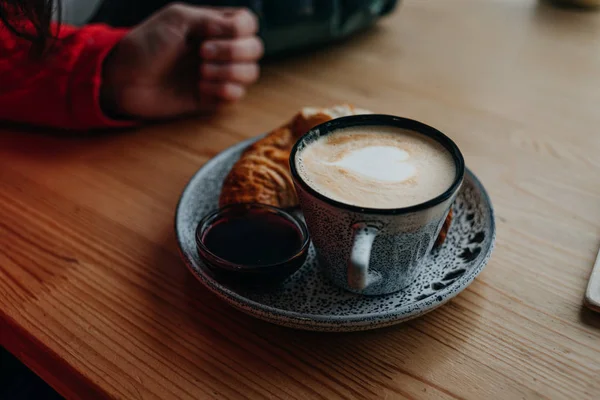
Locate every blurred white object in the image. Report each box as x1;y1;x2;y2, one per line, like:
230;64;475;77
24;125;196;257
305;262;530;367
585;246;600;313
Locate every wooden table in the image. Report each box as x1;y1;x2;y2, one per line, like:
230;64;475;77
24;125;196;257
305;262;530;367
2;0;600;398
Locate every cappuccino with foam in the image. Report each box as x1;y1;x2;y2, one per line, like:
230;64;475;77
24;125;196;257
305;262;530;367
296;126;456;209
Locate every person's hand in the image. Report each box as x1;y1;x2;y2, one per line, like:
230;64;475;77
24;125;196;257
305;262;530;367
100;4;263;120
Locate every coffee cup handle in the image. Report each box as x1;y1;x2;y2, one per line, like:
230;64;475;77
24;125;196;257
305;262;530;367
348;223;383;291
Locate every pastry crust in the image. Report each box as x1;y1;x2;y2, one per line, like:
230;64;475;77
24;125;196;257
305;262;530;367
219;105;371;209
435;209;453;247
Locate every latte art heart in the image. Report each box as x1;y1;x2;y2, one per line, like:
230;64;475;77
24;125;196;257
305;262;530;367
297;126;456;209
327;146;417;183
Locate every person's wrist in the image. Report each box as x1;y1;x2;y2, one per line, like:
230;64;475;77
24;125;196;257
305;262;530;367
100;44;131;121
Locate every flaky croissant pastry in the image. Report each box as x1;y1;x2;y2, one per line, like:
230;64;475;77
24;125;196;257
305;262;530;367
219;105;371;209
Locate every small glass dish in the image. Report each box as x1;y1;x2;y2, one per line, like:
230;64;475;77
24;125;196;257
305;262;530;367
195;203;310;287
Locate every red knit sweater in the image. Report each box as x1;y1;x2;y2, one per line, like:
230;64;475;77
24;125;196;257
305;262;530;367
0;22;133;130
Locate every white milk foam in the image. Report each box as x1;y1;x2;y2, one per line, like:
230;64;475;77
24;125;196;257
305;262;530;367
297;126;456;209
326;146;416;183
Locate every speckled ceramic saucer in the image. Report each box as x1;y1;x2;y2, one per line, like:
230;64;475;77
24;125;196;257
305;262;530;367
175;137;495;331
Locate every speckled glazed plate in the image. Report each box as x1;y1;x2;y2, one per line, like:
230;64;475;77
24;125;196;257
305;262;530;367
175;137;495;331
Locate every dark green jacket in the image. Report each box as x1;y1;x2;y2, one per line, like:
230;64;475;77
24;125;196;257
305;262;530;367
250;0;399;56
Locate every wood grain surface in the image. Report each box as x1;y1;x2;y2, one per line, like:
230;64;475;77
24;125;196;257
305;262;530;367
2;0;600;399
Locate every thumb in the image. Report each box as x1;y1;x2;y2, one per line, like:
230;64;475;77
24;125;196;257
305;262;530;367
187;7;260;38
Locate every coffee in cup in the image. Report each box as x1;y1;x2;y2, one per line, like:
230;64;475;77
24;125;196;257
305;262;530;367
290;115;464;295
296;125;456;209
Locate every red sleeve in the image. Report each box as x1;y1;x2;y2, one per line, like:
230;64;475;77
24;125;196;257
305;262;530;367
0;23;138;130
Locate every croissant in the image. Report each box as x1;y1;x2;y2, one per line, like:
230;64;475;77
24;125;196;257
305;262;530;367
219;105;371;209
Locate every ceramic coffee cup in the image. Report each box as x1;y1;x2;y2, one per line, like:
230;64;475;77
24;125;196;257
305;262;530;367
289;115;465;295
